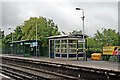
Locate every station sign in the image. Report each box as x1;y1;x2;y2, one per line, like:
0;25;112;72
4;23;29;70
103;46;120;55
31;42;38;47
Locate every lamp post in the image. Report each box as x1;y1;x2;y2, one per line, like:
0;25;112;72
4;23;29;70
31;21;38;57
76;8;86;61
36;23;37;57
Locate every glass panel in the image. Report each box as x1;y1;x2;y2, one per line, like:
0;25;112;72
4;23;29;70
68;44;76;48
78;49;83;52
55;40;60;43
61;49;67;53
61;44;67;48
55;40;60;49
55;40;60;46
68;49;76;53
69;54;76;57
55;45;60;48
68;40;77;43
55;48;60;52
61;40;67;43
78;43;83;48
62;54;67;57
56;54;60;57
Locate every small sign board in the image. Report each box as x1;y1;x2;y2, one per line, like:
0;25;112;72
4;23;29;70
32;42;38;47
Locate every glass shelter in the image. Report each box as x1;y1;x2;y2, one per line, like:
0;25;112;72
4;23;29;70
48;34;87;59
9;40;40;56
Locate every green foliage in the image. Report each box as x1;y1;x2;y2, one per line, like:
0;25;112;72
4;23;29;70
2;34;12;46
20;17;60;40
2;16;60;56
94;28;119;46
87;28;119;55
69;30;82;34
0;39;2;47
13;26;23;41
0;28;4;39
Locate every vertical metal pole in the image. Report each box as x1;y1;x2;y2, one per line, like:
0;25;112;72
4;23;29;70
60;39;61;58
81;10;86;61
77;39;78;60
36;23;37;57
49;40;50;58
67;39;69;59
76;8;86;61
11;31;13;54
54;40;55;58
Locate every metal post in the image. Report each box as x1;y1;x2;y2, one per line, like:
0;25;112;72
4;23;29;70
67;39;69;59
60;39;61;58
49;40;50;58
76;8;86;61
77;39;78;60
54;40;55;58
81;10;86;61
36;23;37;57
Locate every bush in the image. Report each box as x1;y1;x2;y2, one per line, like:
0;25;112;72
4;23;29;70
87;48;102;58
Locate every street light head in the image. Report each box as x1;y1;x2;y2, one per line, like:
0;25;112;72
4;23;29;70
8;28;11;30
76;8;81;10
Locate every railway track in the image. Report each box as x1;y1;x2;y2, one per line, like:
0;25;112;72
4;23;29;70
1;63;77;80
1;57;79;80
1;56;120;80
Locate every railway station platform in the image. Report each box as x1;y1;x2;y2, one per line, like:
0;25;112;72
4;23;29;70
0;54;120;72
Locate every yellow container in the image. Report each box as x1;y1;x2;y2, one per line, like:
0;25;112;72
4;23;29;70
91;53;101;60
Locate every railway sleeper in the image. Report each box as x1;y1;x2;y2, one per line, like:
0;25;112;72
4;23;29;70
1;63;78;80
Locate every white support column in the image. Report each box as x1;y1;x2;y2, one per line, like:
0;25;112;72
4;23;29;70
76;39;78;60
54;40;55;58
67;39;69;59
60;39;61;58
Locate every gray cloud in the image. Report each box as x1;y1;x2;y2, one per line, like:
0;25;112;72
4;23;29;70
1;1;118;37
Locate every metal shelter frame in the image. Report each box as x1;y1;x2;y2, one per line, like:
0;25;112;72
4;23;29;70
48;34;87;60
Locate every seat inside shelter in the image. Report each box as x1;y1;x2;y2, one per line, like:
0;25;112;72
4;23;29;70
48;34;87;59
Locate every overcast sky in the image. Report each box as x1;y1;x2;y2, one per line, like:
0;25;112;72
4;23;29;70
0;0;119;37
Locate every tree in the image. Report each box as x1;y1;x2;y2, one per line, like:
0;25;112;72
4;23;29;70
69;30;82;34
87;28;119;55
0;28;4;39
3;16;60;56
13;26;23;41
20;17;60;56
21;17;60;40
94;28;119;47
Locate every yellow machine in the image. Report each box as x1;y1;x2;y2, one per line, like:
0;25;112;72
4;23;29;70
91;53;101;61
